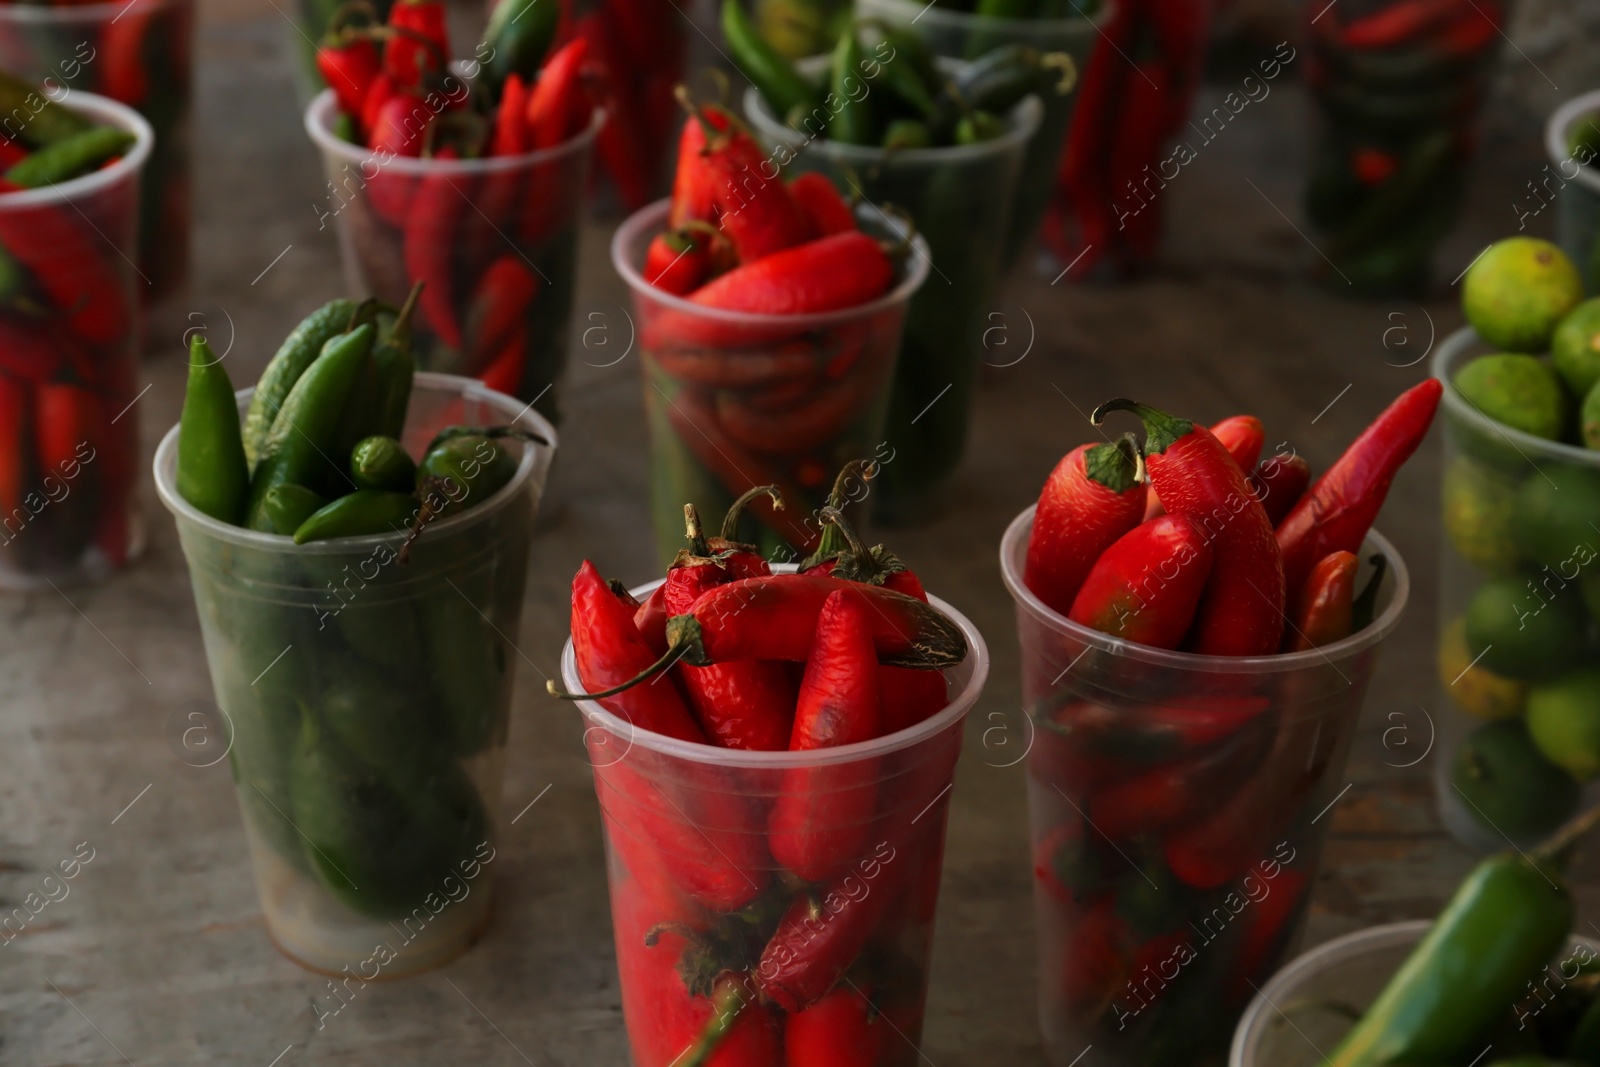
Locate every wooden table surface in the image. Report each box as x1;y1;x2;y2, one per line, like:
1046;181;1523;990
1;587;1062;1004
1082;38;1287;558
3;4;1595;1064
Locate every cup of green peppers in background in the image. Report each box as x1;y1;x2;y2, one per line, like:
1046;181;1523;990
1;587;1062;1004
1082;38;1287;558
742;58;1039;522
154;366;556;976
1546;91;1600;295
0;0;194;306
853;0;1099;272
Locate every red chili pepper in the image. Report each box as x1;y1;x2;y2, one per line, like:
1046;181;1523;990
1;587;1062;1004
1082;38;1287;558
1435;5;1499;57
1106;60;1169;265
1285;550;1358;652
0;315;69;385
1230;867;1308;1000
318;35;383;122
1350;146;1399;187
576;15;654;210
0;139;26;170
1146;415;1264;519
1249;452;1312;528
769;590;882;882
685;232;894;316
525;37;589;148
34;382;98;475
644;231;709;295
1022;436;1147;617
634;585;670;655
669;106;732;230
1341;0;1465;49
1086;715;1273;839
403;146;468;351
385;0;451;87
0;373;33;523
1093;400;1285;657
476;321;527;396
784;986;880;1067
1275;378;1441;616
466;254;539;374
367;87;428;156
1059;897;1134;1019
1066;514;1215;650
102;0;157;107
0;205;130;346
787;172;856;237
706;133;811;264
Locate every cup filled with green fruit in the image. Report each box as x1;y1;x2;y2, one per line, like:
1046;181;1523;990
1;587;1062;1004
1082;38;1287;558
153;288;556;975
1545;90;1600;294
1435;236;1600;852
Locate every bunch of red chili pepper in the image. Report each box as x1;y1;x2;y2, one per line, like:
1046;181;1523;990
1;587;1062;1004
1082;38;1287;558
1019;379;1441;1063
314;0;597;406
555;466;970;1066
0;73;141;584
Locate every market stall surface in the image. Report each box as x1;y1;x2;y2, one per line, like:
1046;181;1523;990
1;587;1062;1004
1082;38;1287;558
3;2;1593;1064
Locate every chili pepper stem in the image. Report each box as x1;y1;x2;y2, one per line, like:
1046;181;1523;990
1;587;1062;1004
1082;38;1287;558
817;505;902;585
673;980;750;1067
1535;804;1600;870
1041;52;1078;95
546;638;694;700
684;504;712;558
719;484;783;542
1090;398;1189;453
801;459;876;569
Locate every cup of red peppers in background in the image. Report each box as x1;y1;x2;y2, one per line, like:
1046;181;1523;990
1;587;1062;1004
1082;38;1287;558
854;0;1101;272
304;0;601;422
1000;380;1437;1065
1302;0;1504;296
0;0;193;305
1546;91;1600;295
0;90;149;590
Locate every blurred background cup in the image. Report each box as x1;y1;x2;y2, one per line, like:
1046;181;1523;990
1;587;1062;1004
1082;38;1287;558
0;92;149;591
305;88;601;423
745;63;1038;523
1000;506;1410;1067
1431;327;1600;855
154;373;556;976
1547;90;1600;295
562;575;988;1067
0;0;194;306
612;198;929;566
854;0;1102;272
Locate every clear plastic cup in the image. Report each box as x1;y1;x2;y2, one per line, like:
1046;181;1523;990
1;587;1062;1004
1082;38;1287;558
560;573;988;1067
1000;506;1410;1067
744;68;1039;522
0;0;194;304
1231;922;1600;1067
1546;91;1600;294
0;92;150;591
854;0;1103;271
305;89;602;423
153;373;556;977
1430;327;1600;853
612;198;930;565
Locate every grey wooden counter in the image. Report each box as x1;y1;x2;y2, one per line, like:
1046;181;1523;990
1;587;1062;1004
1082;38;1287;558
2;4;1596;1064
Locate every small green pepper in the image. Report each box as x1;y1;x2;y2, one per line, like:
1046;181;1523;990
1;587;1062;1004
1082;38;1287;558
242;298;360;470
0;71;93;147
258;484;327;536
882;118;932;150
176;335;250;525
338;287;418;458
722;0;818;119
955;109;1006;144
828;27;876;146
480;0;562;103
293;490;419;544
350;435;417;492
417;434;518;519
5;126;135;188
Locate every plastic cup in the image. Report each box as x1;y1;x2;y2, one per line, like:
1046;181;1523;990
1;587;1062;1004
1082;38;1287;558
1231;921;1600;1067
854;0;1103;271
1546;91;1600;294
1000;506;1410;1067
0;92;150;591
1302;0;1502;295
305;89;601;423
0;0;194;304
153;373;556;977
560;573;988;1067
1430;327;1600;853
745;68;1039;521
612;198;930;565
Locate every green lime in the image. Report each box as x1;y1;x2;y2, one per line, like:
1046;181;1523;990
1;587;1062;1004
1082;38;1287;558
1450;719;1580;841
1509;462;1600;570
1437;618;1527;720
1463;575;1588;680
1583;377;1600;451
1442;457;1520;572
1526;670;1600;781
1462;237;1584;352
1454;353;1569;442
1552;297;1600;400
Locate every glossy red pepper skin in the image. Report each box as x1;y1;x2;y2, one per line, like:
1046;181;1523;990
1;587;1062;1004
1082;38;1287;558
1023;439;1147;617
1086;714;1272;839
784;986;880;1067
576;15;654;211
668;106;732;230
525;37;588;149
1276;378;1441;616
0;373;33;526
318;36;382;122
1146;415;1264;519
385;0;451;86
1106;60;1169;264
102;0;158;107
466;254;539;376
368;89;427;156
0;315;69;385
634;585;670;654
706;127;811;263
1342;0;1463;48
0;206;129;346
688;233;893;315
787;172;856;238
644;231;709;295
769;591;882;882
1286;550;1358;652
476;322;527;396
1250;452;1312;528
403;146;469;350
1067;515;1215;650
1096;401;1285;656
1230;867;1308;1002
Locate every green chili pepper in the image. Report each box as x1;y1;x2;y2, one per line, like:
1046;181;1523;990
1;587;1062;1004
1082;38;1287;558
722;0;819;119
882;117;932;150
424;423;547;453
480;0;562;104
417;434;518;519
829;27;876;146
876;47;938;118
872;21;941;96
1327;808;1599;1067
242;299;360;470
421;566;512;756
317;664;435;790
955;109;1005;144
176;336;250;526
293;490;419;544
244;324;375;530
339;285;419;458
4;126;135;189
258;484;327;536
350;435;417;492
0;71;93;147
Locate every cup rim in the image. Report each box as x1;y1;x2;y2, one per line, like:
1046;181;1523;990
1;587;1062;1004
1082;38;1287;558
999;505;1410;673
1433;324;1600;467
743;56;1044;167
611;198;932;327
152;371;559;552
0;0;185;24
1545;89;1600;195
0;91;153;210
857;0;1112;36
304;88;605;176
561;568;990;768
